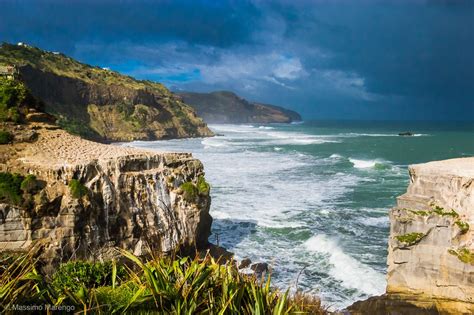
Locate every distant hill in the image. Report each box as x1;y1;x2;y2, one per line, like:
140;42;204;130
0;43;213;141
177;91;301;124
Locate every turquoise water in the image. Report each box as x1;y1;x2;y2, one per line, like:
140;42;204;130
127;121;474;308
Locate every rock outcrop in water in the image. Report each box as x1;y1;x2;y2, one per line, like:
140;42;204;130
349;157;474;314
0;117;212;265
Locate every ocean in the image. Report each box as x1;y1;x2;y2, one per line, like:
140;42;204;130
125;120;474;309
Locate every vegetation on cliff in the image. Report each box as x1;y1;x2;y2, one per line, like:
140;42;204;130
0;130;13;144
68;179;88;199
0;250;325;314
0;43;213;141
0;172;41;206
448;248;474;265
395;232;425;246
0;77;41;123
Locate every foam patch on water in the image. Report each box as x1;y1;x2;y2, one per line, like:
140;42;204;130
304;234;386;296
349;158;392;170
358;216;389;227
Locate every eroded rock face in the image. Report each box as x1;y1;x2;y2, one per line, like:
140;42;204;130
0;125;212;264
387;158;474;304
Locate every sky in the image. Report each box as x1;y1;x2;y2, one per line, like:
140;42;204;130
1;0;473;120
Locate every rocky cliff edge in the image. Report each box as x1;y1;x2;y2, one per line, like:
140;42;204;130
0;116;212;265
350;157;474;314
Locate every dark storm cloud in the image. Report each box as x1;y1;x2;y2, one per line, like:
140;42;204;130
0;0;259;50
0;0;473;120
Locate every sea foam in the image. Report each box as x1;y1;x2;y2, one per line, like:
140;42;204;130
304;234;386;296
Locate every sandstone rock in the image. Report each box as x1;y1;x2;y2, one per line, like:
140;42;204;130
0;125;212;265
386;158;474;311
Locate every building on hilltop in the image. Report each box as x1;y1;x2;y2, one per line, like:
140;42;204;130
0;64;19;80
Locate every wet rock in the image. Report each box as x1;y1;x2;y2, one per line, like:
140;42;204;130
251;262;269;274
239;257;252;269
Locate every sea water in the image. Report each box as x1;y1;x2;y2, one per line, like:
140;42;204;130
126;120;474;308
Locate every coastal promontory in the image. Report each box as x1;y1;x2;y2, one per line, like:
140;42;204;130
0;43;213;142
178;90;302;124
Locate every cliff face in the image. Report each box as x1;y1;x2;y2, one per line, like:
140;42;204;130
0;119;212;264
349;158;474;314
0;43;213;141
387;158;474;302
178;91;302;124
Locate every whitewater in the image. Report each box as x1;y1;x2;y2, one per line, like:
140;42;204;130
125;121;474;308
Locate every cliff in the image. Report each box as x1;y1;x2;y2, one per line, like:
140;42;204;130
350;157;474;314
177;91;302;124
0;43;213;141
0;116;212;265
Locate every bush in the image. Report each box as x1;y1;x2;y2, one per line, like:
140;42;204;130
0;172;23;204
180;181;198;202
20;174;38;193
395;232;424;246
0;130;13;144
0;78;29;123
56;116;100;139
0;251;327;314
68;179;88;199
197;175;210;196
52;260;126;293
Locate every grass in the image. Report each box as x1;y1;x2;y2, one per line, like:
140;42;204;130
197;175;210;196
448;248;474;265
431;204;459;218
180;176;211;202
395;232;425;246
180;182;198;202
455;220;470;234
68;179;88;199
407;209;429;216
0;250;326;314
0;129;13;144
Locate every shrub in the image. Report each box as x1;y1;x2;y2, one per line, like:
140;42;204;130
68;179;88;199
395;232;424;246
455;220;470;234
448;248;474;265
0;172;23;204
0;250;327;314
52;260;126;293
180;181;198;202
0;130;13;144
431;204;459;218
0;78;29;123
20;174;38;193
197;175;210;196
